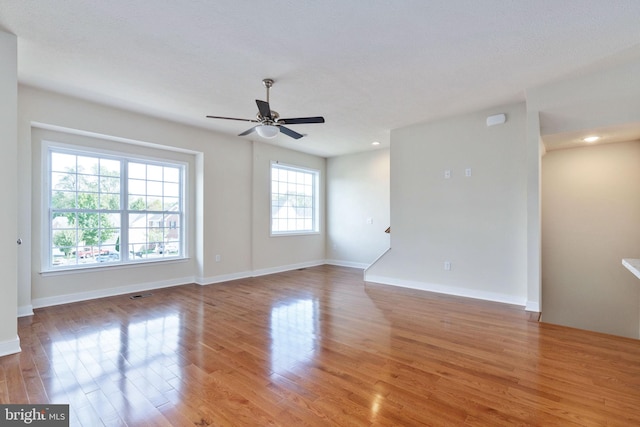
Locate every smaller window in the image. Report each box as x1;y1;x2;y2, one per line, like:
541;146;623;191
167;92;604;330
271;162;319;235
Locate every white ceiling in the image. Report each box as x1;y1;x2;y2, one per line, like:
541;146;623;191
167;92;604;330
1;1;640;157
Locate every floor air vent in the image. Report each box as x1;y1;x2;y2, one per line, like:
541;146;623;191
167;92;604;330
129;293;153;300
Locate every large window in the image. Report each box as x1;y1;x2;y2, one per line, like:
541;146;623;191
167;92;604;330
271;162;319;235
47;144;185;270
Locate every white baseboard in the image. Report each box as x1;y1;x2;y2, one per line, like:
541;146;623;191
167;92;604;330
365;274;526;307
525;301;541;312
27;262;341;308
197;270;252;286
0;336;21;357
325;259;368;269
251;260;326;278
18;305;34;317
197;259;369;286
32;276;196;309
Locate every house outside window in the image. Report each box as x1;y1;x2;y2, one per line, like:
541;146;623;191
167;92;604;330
271;161;319;235
46;143;185;270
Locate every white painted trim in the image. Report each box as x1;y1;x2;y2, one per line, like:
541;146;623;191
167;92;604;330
252;260;325;277
25;264;532;315
197;270;252;286
32;276;195;309
18;305;34;317
622;258;640;280
31;121;201;155
363;247;391;278
525;301;541;312
325;259;368;269
28;262;332;307
0;336;21;357
365;275;526;307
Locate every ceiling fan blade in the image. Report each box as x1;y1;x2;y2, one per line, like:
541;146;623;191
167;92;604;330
238;126;258;136
278;126;304;140
255;99;272;119
206;115;258;123
278;116;325;125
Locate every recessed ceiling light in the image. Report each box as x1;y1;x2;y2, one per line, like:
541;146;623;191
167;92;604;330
582;136;600;143
372;141;380;146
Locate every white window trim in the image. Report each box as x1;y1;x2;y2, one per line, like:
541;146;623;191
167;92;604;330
270;161;320;237
41;140;188;273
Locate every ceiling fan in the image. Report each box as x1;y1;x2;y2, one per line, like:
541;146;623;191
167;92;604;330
206;79;325;140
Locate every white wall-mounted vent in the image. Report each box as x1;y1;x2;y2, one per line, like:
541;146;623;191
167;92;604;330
486;113;507;127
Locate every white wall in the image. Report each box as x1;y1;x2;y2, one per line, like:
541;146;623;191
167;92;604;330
367;102;529;306
0;31;20;356
18;85;326;310
326;149;390;268
542;141;640;338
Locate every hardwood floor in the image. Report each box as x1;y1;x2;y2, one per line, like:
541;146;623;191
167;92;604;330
1;265;639;426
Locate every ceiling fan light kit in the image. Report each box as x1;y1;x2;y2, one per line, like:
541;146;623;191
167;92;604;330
206;78;325;140
255;124;279;139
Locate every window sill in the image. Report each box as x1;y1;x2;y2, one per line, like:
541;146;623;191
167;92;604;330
40;257;190;276
270;231;321;237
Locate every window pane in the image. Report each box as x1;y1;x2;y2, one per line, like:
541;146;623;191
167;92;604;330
147;196;162;211
164;182;180;197
147;165;163;181
51;191;76;209
128;178;146;195
100;193;119;210
100;176;120;193
77;192;98;209
129;213;147;230
129;162;146;179
147;181;163;196
52;172;76;191
164;197;179;211
51;152;77;173
100;158;120;176
77;174;98;192
77;156;98;174
129;195;146;210
164;167;180;182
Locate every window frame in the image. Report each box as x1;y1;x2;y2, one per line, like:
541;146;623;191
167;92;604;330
270;161;320;236
43;140;188;272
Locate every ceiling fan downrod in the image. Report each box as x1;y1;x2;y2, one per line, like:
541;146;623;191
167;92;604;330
262;78;274;104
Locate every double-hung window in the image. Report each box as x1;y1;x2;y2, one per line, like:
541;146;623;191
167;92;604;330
47;144;185;269
270;161;319;235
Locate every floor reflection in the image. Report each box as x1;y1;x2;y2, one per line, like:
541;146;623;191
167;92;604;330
270;298;319;373
47;313;181;424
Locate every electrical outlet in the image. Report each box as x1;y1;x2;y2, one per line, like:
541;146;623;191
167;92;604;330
444;169;451;179
215;254;221;262
465;168;472;177
444;261;451;271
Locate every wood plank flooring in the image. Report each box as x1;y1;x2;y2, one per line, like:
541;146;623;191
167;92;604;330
1;265;640;426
